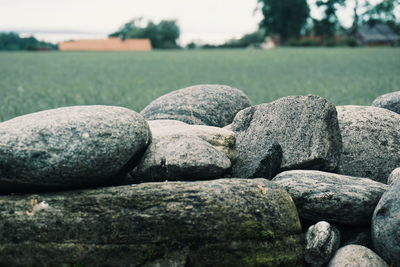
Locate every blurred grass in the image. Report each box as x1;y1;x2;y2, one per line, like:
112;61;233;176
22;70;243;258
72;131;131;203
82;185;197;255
0;48;399;121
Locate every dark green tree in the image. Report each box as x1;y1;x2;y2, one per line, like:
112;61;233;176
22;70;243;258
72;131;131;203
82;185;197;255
110;18;180;49
0;32;57;51
313;0;346;39
257;0;310;43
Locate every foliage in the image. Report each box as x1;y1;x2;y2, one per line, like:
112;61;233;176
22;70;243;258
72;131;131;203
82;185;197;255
257;0;309;43
313;0;346;38
0;32;57;51
221;31;266;48
1;49;399;121
109;18;180;49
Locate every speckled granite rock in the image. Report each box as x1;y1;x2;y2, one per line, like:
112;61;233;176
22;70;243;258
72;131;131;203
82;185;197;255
129;120;235;182
272;170;388;225
372;91;400;114
0;105;151;192
336;105;400;183
372;177;400;266
231;140;282;179
387;167;400;185
327;245;389;267
305;221;340;267
141;84;251;127
230;95;342;172
0;179;304;266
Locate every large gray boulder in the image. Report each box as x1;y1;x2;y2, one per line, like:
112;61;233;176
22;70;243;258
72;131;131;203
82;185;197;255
141;84;251;127
129;120;235;182
0;179;305;266
372;91;400;114
0;105;151;192
230;95;342;172
272;170;388;225
372;177;400;266
327;245;389;267
337;105;400;183
305;221;340;267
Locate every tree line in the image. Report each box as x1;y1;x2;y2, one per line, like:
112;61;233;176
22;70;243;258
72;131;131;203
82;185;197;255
257;0;399;45
0;32;57;51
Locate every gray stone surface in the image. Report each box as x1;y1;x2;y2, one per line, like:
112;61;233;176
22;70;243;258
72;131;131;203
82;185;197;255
337;105;400;183
305;221;340;267
141;84;251;127
129;120;235;182
327;245;389;267
372;177;400;266
231;140;282;179
0;105;151;192
387;167;400;185
230;95;342;171
0;178;304;266
272;170;388;225
372;91;400;114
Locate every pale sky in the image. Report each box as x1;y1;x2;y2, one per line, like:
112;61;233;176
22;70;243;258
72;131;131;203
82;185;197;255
0;0;397;45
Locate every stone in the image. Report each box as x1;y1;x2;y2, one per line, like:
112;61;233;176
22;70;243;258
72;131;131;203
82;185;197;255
272;170;388;225
372;91;400;114
336;105;400;183
230;95;342;172
305;221;340;267
327;245;389;267
231;140;282;179
387;167;400;185
0;105;151;192
372;177;400;266
129;120;235;182
0;178;305;266
141;84;251;127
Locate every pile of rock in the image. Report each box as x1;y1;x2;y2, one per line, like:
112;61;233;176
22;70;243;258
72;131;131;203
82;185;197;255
0;84;399;266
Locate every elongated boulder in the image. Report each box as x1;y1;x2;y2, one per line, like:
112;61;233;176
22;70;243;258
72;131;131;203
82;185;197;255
141;84;251;127
0;106;151;192
305;221;340;267
327;245;389;267
337;105;400;183
129;120;235;182
372;177;400;266
372;91;400;114
272;170;388;225
0;179;305;266
230;95;342;172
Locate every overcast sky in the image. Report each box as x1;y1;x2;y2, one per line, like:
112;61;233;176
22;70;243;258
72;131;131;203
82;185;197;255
0;0;396;45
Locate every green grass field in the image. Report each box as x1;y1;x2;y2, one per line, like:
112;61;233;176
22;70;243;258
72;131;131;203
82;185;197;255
0;48;399;122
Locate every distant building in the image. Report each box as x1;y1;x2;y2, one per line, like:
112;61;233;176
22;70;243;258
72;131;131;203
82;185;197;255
357;23;400;46
59;37;152;51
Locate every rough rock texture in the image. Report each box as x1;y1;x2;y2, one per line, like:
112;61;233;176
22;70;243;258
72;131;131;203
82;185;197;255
337;105;400;183
305;221;340;267
372;177;400;266
0;105;151;192
387;167;400;185
0;179;304;267
231;140;282;179
327;245;389;267
372;91;400;114
129;120;235;182
230;95;342;172
141;84;251;127
272;170;388;225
